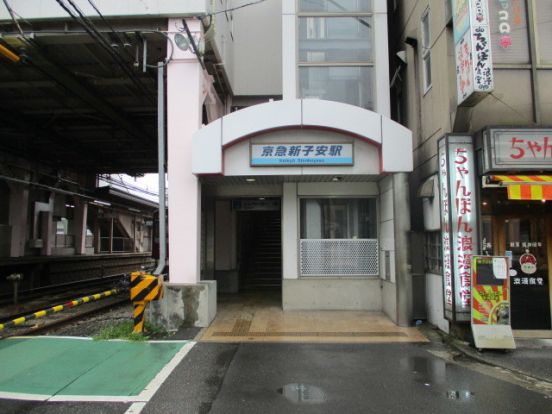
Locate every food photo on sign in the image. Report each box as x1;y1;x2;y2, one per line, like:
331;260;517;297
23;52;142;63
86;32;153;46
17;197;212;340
471;256;510;326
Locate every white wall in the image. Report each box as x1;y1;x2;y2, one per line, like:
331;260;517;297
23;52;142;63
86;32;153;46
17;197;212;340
230;0;282;95
378;175;395;283
426;273;450;333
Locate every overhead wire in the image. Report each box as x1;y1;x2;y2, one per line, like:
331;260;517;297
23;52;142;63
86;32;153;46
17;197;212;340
54;0;155;104
204;0;268;16
86;0;134;49
1;0;24;36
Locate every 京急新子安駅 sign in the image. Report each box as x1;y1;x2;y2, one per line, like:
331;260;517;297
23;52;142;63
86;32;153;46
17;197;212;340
250;143;353;166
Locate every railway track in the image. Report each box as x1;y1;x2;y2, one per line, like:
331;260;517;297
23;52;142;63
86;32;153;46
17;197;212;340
0;273;128;309
0;272;135;339
0;292;130;339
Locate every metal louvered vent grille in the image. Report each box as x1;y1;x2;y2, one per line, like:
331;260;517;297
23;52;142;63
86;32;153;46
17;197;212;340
300;239;379;276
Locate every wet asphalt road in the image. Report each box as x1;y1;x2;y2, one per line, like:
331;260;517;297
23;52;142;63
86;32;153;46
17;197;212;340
142;341;552;414
1;340;551;413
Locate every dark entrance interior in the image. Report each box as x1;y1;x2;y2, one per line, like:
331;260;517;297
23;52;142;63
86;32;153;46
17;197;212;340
237;208;282;292
482;188;552;330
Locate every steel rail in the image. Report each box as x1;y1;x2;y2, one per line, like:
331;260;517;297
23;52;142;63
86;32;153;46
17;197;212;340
0;288;123;331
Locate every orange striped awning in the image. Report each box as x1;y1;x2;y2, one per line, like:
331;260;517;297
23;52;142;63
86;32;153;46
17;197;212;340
507;184;552;200
489;176;552;201
491;175;552;184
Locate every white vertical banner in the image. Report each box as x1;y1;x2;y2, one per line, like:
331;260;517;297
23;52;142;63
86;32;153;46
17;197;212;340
438;141;454;320
452;0;494;106
438;135;480;321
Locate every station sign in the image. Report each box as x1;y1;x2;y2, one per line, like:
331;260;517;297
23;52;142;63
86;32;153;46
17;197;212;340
438;135;479;322
250;143;353;166
471;256;515;349
478;128;552;173
451;0;494;106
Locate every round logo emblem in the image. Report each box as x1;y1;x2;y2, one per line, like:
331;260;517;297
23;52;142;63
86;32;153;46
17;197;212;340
519;250;537;275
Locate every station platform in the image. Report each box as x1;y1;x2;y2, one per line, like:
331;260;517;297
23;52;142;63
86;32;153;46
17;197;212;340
0;336;193;402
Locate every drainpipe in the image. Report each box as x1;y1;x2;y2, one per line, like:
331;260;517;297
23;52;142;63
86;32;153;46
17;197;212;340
393;172;413;327
154;62;167;276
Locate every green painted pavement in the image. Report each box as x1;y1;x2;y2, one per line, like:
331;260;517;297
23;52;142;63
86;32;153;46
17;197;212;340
0;337;186;396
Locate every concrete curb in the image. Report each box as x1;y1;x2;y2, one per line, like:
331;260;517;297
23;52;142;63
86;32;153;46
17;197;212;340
449;339;552;385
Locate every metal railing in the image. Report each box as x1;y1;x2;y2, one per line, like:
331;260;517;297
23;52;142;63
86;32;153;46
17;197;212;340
99;237;135;253
55;234;75;248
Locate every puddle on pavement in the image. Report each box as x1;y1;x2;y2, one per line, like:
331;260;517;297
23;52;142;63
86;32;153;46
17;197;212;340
401;356;475;402
278;383;327;404
402;356;448;385
446;390;475;401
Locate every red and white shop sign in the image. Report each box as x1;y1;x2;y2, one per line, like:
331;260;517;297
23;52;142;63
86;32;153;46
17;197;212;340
452;0;494;106
438;135;480;322
482;129;552;172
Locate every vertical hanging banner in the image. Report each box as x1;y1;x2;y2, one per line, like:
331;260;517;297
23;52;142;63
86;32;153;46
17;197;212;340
471;256;515;349
452;0;494;106
438;135;479;322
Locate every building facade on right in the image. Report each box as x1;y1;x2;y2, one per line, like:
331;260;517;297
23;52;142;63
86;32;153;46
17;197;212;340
390;0;552;333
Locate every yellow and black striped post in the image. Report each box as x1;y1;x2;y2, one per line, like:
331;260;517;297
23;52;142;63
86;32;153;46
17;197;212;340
133;300;146;333
130;271;163;334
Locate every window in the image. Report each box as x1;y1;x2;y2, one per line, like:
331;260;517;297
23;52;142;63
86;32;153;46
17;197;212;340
300;198;377;239
534;0;552;64
424;231;442;274
299;198;378;276
421;9;432;92
297;1;374;109
488;0;529;64
298;0;372;13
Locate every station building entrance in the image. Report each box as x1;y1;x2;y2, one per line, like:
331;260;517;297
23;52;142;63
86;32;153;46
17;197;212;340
166;99;414;328
204;195;282;297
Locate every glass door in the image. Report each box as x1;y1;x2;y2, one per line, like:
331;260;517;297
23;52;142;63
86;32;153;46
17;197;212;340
497;215;551;329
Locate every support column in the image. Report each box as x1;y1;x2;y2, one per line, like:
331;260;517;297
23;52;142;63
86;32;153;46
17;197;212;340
166;18;203;285
282;182;298;280
40;194;54;256
74;199;88;255
8;184;29;257
148;18;216;330
393;172;413;327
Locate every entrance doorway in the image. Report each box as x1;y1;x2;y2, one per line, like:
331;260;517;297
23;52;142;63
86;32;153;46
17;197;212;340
237;207;282;292
493;215;551;329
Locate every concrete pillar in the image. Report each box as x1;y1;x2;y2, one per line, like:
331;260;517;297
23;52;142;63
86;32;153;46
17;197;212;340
109;217;114;253
40;194;55;256
148;19;217;329
74;199;88;255
166;18;203;284
393;172;413;327
8;185;29;257
282;182;298;279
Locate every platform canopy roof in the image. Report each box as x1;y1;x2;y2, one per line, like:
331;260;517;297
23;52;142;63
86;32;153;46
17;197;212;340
0;8;224;175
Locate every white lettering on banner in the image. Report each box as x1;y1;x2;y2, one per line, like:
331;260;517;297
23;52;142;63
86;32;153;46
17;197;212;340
438;136;479;321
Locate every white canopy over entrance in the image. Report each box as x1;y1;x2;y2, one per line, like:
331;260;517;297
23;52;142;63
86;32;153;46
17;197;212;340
192;99;412;176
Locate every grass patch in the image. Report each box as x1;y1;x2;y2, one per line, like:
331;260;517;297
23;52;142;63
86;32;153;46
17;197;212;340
93;320;168;341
